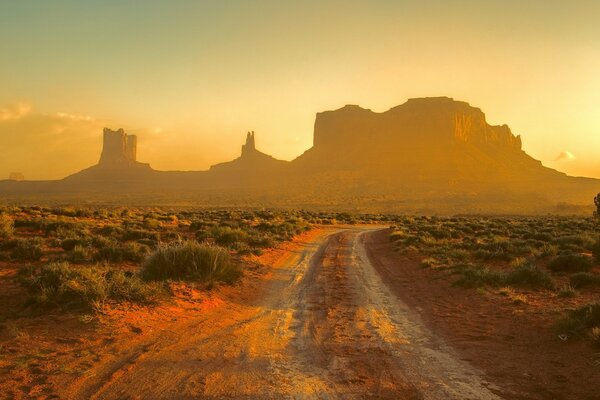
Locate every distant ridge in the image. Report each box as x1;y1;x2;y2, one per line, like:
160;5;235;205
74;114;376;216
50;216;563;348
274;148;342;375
1;97;598;214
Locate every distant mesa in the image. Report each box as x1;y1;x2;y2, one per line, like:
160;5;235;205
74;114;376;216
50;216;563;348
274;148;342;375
8;172;24;181
1;96;599;213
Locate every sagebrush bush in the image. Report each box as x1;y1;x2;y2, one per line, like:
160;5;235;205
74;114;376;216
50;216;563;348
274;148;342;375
569;272;600;288
454;267;506;288
0;214;14;239
61;237;88;251
592;238;600;263
18;262;162;311
548;254;593;273
455;262;554;289
506;263;554;289
212;226;249;247
94;242;150;263
11;238;44;261
142;241;241;283
68;245;91;263
555;303;600;337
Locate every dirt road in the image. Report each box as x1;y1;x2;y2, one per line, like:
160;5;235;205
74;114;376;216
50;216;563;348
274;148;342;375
62;228;503;399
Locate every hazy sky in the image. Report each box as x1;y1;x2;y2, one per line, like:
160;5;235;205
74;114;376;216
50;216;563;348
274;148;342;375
1;0;599;179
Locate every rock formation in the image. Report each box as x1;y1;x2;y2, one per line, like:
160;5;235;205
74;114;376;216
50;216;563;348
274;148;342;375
99;128;138;167
1;97;598;214
210;131;287;174
295;97;544;182
241;131;256;157
8;172;24;181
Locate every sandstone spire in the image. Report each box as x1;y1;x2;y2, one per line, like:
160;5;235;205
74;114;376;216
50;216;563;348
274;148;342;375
241;131;256;157
99;128;138;167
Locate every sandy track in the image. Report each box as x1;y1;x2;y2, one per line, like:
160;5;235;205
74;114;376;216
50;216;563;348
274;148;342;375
64;228;503;399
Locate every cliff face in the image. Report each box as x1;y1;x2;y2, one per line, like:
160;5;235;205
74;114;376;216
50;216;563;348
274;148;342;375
311;97;522;154
295;97;548;182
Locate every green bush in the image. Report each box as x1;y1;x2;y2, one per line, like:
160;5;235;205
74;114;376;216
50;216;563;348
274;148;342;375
548;254;593;273
11;238;44;261
455;263;553;289
454;267;506;288
142;241;240;283
569;272;600;288
61;237;87;251
68;245;91;263
94;242;150;263
556;303;600;337
212;226;249;247
18;262;162;311
592;238;600;263
122;229;160;242
506;263;554;289
0;214;14;239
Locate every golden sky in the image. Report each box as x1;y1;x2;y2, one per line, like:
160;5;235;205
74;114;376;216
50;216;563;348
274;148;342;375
1;1;599;180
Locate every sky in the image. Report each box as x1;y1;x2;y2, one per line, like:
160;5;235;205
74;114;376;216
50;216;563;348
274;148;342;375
0;0;599;180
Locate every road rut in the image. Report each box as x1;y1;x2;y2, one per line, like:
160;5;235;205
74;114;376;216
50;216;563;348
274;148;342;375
66;228;502;399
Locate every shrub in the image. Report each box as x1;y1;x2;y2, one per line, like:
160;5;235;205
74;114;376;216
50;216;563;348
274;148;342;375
454;267;506;288
95;242;150;263
557;284;577;298
18;262;162;311
61;237;87;251
11;238;44;261
593;238;600;263
212;227;249;247
142;241;241;283
0;214;14;239
247;235;274;249
555;303;600;338
548;254;593;273
68;245;91;263
569;272;600;288
506;263;554;289
122;229;160;242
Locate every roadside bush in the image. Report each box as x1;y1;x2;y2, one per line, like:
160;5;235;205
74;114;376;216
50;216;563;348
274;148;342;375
592;238;600;263
569;272;600;288
455;262;553;289
122;228;160;242
454;267;506;288
557;284;577;298
95;242;150;263
548;254;593;273
11;238;44;261
212;226;249;247
61;237;87;251
555;303;600;338
68;245;91;263
142;241;240;283
0;214;14;239
18;262;162;311
506;263;554;289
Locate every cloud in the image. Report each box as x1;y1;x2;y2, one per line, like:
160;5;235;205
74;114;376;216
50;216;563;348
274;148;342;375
0;102;32;121
554;151;576;162
0;102;230;179
0;102;104;180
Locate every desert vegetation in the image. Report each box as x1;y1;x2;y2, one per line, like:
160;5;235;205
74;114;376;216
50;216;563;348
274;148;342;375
0;206;295;313
0;205;391;316
389;215;600;343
